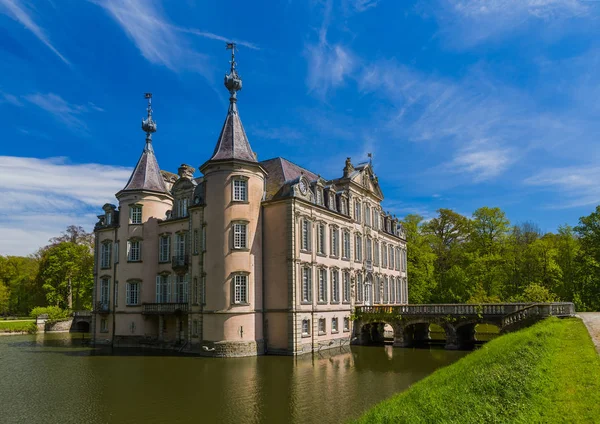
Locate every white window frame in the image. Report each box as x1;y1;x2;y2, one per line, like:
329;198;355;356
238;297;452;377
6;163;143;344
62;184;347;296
355;234;362;261
155;274;170;303
354;200;361;222
302;319;310;336
159;235;170;262
114;242;119;264
331;227;339;257
130;205;142;224
301;219;311;251
126;281;140;305
343;317;350;332
317;223;326;255
302;267;312;303
100;277;110;305
127;240;141;262
105;212;112;225
332;317;338;333
318;318;326;334
175;274;188;303
100;242;111;269
383;277;389;303
331;270;339;303
233;222;248;249
175;233;186;259
232;178;248;202
233;274;248;304
343;231;350;259
356;274;363;303
318;268;327;303
343;272;350;303
176;198;188;218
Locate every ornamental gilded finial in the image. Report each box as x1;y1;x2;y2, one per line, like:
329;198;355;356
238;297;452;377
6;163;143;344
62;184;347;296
224;42;242;107
141;93;157;148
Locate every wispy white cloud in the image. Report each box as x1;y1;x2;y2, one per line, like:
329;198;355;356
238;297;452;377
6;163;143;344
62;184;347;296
305;0;357;97
344;0;380;13
421;0;596;48
0;91;22;106
524;165;600;208
93;0;258;76
250;126;303;143
23;93;102;133
446;139;514;181
0;156;131;255
0;0;69;64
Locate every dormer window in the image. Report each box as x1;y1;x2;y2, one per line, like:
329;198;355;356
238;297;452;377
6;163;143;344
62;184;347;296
316;188;323;205
130;205;142;224
233;178;248;202
329;193;336;211
105;212;112;225
176;198;188;218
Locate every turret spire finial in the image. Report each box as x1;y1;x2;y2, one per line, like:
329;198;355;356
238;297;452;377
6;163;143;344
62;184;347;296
141;93;157;151
224;42;242;111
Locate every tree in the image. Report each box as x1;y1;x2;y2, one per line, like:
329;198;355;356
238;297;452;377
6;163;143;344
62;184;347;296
48;225;94;249
470;207;510;255
0;282;10;315
401;214;436;304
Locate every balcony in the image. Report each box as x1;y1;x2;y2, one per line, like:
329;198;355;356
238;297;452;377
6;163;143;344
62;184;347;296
142;303;189;315
172;255;190;272
94;301;110;314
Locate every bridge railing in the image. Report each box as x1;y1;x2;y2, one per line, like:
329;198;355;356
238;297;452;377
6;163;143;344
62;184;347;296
502;302;575;328
356;303;533;317
73;311;92;317
142;303;189;315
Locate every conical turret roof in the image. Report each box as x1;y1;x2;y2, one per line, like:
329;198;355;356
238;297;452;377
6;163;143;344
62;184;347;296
121;142;169;194
209;102;256;162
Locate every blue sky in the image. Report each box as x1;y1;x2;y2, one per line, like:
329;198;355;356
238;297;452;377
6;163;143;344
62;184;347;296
1;0;600;255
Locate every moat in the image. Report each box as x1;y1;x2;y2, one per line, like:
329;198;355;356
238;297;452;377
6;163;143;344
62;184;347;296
1;333;466;424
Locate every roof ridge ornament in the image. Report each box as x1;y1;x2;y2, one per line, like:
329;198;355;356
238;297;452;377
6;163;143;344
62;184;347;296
141;93;157;151
224;42;242;112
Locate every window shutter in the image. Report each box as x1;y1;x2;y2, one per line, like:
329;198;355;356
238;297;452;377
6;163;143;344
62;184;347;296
126;283;131;305
167;275;172;302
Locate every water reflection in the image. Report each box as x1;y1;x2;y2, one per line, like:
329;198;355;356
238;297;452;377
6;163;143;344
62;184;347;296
0;334;467;424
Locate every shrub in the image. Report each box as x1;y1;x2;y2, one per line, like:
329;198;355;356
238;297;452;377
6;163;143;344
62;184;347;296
29;306;71;321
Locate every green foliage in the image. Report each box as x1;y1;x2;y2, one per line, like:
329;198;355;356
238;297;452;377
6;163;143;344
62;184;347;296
29;306;71;320
0;320;37;333
351;318;600;423
0;282;9;315
401;206;600;311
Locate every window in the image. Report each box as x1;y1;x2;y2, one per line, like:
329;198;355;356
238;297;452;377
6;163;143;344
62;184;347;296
318;268;327;303
233;179;247;201
302;267;312;302
318;318;326;334
175;274;188;303
354;200;361;222
329;193;336;210
343;271;351;303
402;249;407;272
340;198;347;215
343;317;350;332
389;247;395;270
114;281;118;307
202;226;207;252
374;277;381;303
193;277;198;304
332;317;338;333
383;277;389;303
127;240;141;262
114;242;119;264
373;210;379;230
155;275;170;303
105;212;112;225
193;230;199;254
331;269;340;303
100;277;110;305
175;233;186;259
159;236;170;262
100;242;111;269
390;277;395;303
201;276;206;305
317;223;326;255
331;227;339;257
366;238;372;261
130;205;142;224
355;234;362;261
365;204;371;226
342;231;350;259
302;319;310;336
233;223;247;249
126;281;140;305
193;320;199;337
301;219;311;251
176;198;188;217
356;274;363;303
100;319;108;332
397;278;402;304
374;241;380;266
382;244;387;268
234;274;248;304
316;188;323;205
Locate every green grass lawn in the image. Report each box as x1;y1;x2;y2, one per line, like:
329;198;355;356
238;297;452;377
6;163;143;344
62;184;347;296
0;320;37;333
352;317;600;424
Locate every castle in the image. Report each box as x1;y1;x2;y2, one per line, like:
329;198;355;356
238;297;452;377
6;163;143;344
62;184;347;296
92;47;408;357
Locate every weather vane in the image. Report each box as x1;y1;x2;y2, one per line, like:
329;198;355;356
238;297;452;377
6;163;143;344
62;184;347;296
141;92;157;147
224;42;243;108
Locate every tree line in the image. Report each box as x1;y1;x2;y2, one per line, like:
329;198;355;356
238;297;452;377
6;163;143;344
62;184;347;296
403;206;600;311
0;226;94;316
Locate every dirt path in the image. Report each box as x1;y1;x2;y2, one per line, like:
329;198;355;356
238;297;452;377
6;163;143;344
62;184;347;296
578;313;600;355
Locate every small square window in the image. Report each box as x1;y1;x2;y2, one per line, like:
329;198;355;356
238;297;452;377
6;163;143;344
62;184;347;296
233;223;247;249
233;179;247;202
100;319;108;332
234;275;248;304
130;205;142;224
318;318;326;335
343;317;350;332
302;319;310;336
332;317;338;333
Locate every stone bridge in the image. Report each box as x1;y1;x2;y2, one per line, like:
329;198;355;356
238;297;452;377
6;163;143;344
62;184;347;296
72;311;92;332
353;302;575;350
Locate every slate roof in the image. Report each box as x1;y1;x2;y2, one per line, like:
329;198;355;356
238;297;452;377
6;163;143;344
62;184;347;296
209;103;257;163
260;157;319;200
121;143;169;194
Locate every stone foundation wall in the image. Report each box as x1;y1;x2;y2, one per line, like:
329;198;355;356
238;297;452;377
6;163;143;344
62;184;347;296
213;339;265;358
45;319;73;332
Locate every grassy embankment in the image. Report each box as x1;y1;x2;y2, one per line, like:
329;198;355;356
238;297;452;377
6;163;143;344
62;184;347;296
352;317;600;423
0;320;37;333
